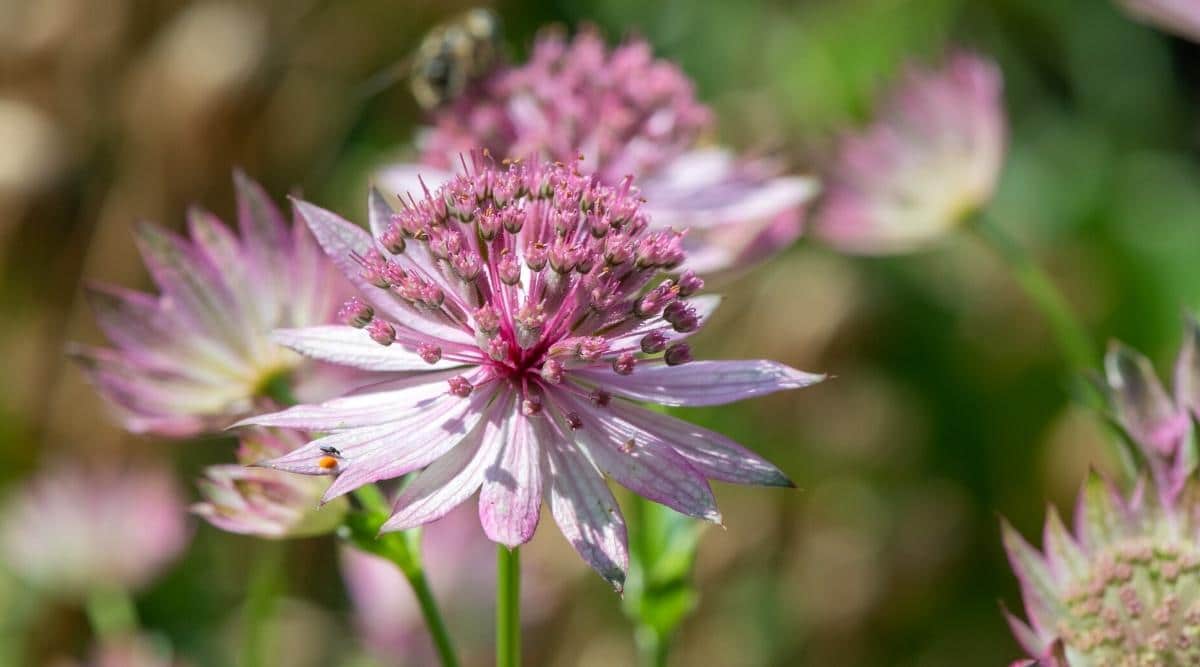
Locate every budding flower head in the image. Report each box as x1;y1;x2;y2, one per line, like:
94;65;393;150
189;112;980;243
193;428;348;539
339;297;374;328
241;155;825;590
1003;473;1200;666
813;52;1006;255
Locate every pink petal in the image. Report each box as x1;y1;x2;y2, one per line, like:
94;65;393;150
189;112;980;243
272;326;467;372
478;410;543;547
576;359;824;406
541;415;628;590
556;394;720;522
608;400;792;487
381;393;513;532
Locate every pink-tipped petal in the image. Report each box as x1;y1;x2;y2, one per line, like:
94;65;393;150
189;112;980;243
578;360;824;407
479;411;543;547
271;326;466;372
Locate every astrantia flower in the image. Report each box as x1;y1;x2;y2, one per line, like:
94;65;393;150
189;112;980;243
72;173;358;437
812;52;1006;255
1102;325;1200;502
239;157;823;589
379;27;817;277
193;428;348;538
1003;473;1200;666
1;463;189;596
1118;0;1200;43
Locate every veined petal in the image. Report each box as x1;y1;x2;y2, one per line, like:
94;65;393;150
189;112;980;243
576;360;824;407
479;408;543;547
380;393;512;532
608;399;792;487
272;326;467;372
541;413;628;590
1000;519;1064;636
556;394;720;522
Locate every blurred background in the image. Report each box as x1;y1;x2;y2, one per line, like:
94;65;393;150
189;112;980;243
2;0;1199;665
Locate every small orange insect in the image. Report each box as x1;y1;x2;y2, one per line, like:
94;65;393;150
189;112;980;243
317;455;339;471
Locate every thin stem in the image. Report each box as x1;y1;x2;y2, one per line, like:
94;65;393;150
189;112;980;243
496;546;521;667
347;486;460;667
242;541;284;667
84;586;138;642
635;624;668;667
972;211;1138;479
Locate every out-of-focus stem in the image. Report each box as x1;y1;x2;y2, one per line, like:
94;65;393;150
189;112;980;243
242;541;283;667
85;585;139;642
496;546;521;667
973;212;1137;479
347;485;460;667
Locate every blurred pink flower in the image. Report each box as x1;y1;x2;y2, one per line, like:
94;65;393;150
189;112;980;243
1119;0;1200;43
192;428;348;538
1;463;190;596
73;173;360;437
340;504;558;665
239;157;822;589
1002;472;1200;666
379;27;817;277
813;52;1006;255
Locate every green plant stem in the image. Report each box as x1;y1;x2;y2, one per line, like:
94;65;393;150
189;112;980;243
242;541;284;667
347;485;459;667
635;623;668;667
496;546;521;667
972;212;1137;479
85;586;138;642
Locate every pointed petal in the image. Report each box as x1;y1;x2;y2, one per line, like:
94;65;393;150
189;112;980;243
541;413;628;590
1041;506;1086;581
1000;519;1064;636
479;410;543;548
556;394;720;522
577;360;824;407
608;400;792;487
1105;341;1189;457
1176;313;1200;418
272;326;467;372
380;395;511;532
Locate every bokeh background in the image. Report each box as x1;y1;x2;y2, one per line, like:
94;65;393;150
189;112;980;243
2;0;1199;665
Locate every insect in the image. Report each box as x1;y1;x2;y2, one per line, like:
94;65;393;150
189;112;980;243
410;7;503;110
317;445;342;471
319;445;341;456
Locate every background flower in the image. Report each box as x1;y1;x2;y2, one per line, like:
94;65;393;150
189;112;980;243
812;52;1006;255
71;173;360;437
1118;0;1200;42
1;463;190;597
379;27;817;277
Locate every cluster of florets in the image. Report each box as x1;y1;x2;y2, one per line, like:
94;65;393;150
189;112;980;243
338;157;699;407
420;28;712;182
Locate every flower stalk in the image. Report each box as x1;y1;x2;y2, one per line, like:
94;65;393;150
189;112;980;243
496;546;521;667
84;586;139;642
241;541;283;667
343;484;460;667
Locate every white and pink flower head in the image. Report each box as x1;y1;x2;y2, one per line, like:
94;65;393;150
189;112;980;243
1;462;190;596
1002;472;1200;666
238;155;823;589
380;27;817;277
1118;0;1200;43
192;428;349;539
73;173;360;437
813;51;1007;255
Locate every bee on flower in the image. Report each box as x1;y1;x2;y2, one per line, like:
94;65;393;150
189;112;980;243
382;26;817;278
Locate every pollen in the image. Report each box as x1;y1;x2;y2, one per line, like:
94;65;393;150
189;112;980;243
317;456;339;471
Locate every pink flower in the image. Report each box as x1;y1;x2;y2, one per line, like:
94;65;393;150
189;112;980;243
238;157;823;589
192;428;348;538
813;52;1006;255
379;27;817;277
1002;472;1200;666
1119;0;1200;43
72;173;361;437
1;463;189;596
1102;317;1200;503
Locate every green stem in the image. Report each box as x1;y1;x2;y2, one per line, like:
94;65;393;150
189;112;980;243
347;486;459;667
635;624;668;667
496;546;521;667
85;586;138;642
242;541;284;667
973;212;1137;478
